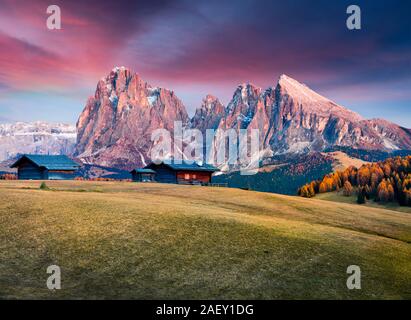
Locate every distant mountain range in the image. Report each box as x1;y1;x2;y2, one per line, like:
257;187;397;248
74;67;411;170
2;67;411;173
0;121;76;162
75;67;188;169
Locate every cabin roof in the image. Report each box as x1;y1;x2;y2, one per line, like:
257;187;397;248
145;161;219;172
10;154;80;170
130;168;156;174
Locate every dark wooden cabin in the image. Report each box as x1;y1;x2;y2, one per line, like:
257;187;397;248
10;154;80;180
130;168;156;182
143;161;219;185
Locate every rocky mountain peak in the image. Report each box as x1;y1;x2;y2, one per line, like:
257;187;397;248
232;83;261;103
203;94;220;107
223;83;262;128
190;94;225;133
276;74;363;122
75;68;189;169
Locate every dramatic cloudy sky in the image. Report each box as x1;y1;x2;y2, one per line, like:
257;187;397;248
0;0;410;126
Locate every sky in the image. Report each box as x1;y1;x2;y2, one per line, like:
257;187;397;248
0;0;410;126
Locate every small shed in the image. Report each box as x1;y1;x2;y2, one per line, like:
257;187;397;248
130;168;156;182
144;161;219;185
10;154;80;180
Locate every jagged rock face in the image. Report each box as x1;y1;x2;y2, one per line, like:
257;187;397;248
203;84;273;170
190;95;224;133
269;75;363;153
215;74;411;155
363;119;411;150
75;67;189;169
268;75;411;153
246;87;275;148
220;84;262;130
0;121;76;162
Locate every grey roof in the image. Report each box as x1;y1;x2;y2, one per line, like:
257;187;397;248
130;168;156;174
11;154;80;170
145;161;219;172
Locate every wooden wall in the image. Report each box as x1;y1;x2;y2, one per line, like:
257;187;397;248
47;170;76;180
17;161;45;180
176;171;212;184
152;164;177;183
146;163;214;184
16;160;76;180
132;173;155;182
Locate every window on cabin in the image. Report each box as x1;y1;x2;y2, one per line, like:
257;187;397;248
184;173;190;180
192;174;197;179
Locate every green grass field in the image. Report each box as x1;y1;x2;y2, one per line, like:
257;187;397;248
316;191;411;214
0;180;410;299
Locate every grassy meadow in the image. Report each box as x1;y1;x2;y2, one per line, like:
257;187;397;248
0;180;410;299
316;191;411;214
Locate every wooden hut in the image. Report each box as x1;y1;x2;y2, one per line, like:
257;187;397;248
144;161;219;185
130;168;156;182
10;154;80;180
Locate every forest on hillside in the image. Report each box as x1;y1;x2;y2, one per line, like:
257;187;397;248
214;153;333;195
298;156;411;206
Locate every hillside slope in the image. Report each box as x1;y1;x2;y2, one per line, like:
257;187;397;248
324;151;369;171
0;181;410;299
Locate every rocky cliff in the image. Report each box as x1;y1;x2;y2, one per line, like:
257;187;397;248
75;67;189;169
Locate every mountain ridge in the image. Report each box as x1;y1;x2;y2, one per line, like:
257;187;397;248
71;67;411;169
0;121;76;162
2;68;410;172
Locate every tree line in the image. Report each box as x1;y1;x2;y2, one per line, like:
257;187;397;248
298;155;411;206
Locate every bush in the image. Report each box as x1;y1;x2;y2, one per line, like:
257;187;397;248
39;182;49;190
